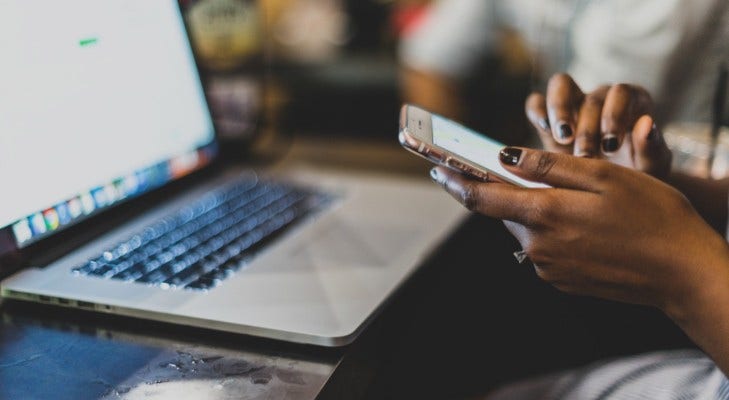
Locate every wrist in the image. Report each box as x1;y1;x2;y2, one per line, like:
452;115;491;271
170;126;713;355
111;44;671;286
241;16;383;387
662;238;729;375
662;234;729;329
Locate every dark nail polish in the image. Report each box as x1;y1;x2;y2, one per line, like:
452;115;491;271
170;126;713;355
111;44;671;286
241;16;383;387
558;124;573;139
602;136;619;152
500;147;522;166
430;168;439;182
538;118;550;131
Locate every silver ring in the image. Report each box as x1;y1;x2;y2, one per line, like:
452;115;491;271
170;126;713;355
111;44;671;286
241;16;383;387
513;250;529;264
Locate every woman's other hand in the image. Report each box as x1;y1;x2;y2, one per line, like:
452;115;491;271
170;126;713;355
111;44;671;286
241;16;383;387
525;73;672;180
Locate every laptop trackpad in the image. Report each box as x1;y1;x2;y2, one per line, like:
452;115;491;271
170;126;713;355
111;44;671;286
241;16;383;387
288;216;422;269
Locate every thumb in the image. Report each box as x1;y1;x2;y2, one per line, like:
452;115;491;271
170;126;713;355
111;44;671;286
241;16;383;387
631;115;672;179
499;147;606;192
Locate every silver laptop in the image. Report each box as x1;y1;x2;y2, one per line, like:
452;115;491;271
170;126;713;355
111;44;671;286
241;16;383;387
0;1;465;346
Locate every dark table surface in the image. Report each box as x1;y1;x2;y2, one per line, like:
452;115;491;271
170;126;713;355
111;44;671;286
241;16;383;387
0;138;694;400
0;214;692;400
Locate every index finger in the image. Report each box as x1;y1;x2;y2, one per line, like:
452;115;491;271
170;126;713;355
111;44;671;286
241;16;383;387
601;84;653;154
546;73;585;145
431;166;541;225
498;147;611;193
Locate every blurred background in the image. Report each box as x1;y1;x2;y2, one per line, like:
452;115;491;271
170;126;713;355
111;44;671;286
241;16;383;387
179;0;729;178
179;0;531;151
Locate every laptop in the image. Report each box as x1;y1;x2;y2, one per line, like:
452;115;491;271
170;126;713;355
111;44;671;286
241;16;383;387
0;1;465;346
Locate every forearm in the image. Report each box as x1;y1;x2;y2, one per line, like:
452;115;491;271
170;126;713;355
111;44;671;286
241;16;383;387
399;68;465;121
667;172;729;233
685;310;729;380
664;239;729;377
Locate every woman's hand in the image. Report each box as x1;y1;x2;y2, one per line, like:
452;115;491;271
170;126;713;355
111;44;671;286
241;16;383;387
526;73;672;180
430;148;729;317
431;147;729;376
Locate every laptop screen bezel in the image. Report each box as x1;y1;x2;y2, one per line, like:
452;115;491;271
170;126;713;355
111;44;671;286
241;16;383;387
0;2;229;274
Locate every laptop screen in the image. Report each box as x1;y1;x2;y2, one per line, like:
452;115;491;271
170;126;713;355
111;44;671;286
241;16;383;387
0;1;216;251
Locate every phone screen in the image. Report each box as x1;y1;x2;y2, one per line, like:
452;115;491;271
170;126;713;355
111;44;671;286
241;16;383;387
431;115;545;188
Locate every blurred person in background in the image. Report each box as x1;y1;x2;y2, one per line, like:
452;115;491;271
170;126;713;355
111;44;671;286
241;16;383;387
400;0;729;147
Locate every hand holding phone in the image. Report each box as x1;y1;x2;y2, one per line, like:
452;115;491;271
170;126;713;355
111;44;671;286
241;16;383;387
399;104;547;188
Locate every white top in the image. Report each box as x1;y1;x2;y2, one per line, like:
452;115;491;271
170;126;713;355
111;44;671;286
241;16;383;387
400;0;729;123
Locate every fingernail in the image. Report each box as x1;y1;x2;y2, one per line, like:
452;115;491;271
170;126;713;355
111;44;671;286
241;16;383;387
647;123;658;141
602;135;619;153
430;168;439;182
558;123;573;139
538;118;550;131
500;147;522;166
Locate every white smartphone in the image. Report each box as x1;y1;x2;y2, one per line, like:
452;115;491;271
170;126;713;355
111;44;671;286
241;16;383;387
399;104;546;188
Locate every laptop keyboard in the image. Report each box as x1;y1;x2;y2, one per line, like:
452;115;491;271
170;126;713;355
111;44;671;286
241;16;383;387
71;176;329;291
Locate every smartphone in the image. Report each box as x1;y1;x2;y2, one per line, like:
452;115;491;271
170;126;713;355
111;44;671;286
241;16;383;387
399;104;546;188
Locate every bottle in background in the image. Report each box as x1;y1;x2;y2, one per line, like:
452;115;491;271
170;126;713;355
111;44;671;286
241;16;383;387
182;0;263;158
